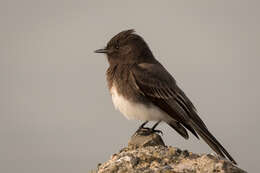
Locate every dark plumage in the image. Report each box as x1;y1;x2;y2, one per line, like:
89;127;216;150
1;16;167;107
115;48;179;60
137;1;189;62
95;29;237;164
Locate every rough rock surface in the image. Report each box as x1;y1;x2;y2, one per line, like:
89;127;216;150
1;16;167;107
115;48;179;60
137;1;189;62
92;129;246;173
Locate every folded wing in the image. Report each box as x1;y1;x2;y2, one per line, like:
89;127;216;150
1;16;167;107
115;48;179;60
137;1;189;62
130;62;236;164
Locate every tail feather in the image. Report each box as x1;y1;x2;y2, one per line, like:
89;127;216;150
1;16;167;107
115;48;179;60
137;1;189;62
190;121;237;165
168;122;189;139
182;122;200;139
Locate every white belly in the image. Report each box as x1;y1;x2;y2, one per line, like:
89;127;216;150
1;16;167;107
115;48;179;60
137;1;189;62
110;86;171;122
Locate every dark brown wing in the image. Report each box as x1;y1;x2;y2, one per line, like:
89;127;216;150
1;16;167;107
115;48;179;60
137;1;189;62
130;62;237;164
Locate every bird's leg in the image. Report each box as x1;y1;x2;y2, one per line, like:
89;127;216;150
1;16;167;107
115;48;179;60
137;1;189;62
151;120;163;134
134;121;150;135
137;121;149;131
135;121;163;136
151;120;161;129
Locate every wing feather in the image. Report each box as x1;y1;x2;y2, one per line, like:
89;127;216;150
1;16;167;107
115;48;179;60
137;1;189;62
130;62;236;164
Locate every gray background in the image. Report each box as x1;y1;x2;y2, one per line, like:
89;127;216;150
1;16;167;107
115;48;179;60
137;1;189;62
1;0;259;172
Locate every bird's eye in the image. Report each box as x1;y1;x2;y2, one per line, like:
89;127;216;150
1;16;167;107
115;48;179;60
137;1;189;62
115;44;119;49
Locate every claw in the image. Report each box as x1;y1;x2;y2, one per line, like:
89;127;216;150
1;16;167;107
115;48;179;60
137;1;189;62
153;129;163;135
135;127;163;136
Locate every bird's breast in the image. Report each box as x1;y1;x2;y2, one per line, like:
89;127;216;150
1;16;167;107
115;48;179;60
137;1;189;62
110;85;171;122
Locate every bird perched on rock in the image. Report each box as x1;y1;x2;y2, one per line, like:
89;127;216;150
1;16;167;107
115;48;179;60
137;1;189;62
94;29;237;164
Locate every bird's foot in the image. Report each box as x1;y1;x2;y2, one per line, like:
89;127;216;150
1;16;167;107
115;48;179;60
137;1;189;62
135;126;149;135
135;127;163;136
151;129;163;135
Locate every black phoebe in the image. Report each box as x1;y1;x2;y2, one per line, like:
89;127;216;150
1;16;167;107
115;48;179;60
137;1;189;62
95;29;237;164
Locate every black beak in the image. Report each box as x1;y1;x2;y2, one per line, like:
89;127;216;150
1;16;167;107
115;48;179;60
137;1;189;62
94;48;108;53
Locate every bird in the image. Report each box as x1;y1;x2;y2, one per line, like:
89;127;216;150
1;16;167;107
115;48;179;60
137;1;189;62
94;29;237;164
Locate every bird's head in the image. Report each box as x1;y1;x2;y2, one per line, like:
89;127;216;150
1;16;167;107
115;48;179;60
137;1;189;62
95;29;154;64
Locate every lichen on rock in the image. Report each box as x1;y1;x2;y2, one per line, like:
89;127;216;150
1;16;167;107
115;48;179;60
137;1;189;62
93;129;246;173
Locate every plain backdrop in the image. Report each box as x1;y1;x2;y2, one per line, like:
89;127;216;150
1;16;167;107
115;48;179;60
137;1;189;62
1;1;259;172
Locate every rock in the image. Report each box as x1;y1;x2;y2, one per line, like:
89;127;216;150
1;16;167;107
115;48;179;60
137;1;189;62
128;128;165;148
92;130;247;173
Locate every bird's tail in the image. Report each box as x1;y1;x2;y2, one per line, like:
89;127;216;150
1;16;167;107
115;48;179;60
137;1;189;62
167;121;189;139
168;121;200;140
189;120;237;165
